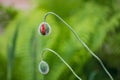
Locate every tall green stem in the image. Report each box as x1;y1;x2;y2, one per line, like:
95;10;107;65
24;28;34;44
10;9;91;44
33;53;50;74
7;25;19;80
43;12;113;80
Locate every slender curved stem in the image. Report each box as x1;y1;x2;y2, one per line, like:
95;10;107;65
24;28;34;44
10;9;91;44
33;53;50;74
43;12;114;80
41;48;82;80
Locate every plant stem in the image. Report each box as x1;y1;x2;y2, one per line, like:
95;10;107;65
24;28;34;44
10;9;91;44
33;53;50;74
43;12;114;80
30;29;37;80
7;25;19;80
41;48;82;80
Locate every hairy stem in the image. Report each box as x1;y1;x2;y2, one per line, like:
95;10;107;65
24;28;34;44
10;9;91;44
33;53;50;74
41;48;82;80
43;12;113;80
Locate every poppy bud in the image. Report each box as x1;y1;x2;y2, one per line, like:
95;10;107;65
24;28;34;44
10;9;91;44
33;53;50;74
38;22;51;36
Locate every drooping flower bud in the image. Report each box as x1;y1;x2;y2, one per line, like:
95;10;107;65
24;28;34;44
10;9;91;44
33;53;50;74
38;22;51;36
39;60;49;75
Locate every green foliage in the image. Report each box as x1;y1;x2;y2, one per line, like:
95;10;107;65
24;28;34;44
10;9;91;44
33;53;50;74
0;0;120;80
7;23;19;80
0;5;17;28
0;54;7;80
96;23;120;80
37;0;84;18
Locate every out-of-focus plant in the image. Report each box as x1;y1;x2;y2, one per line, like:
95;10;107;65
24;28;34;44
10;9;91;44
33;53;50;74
0;4;18;80
96;20;120;80
7;23;19;80
0;5;17;29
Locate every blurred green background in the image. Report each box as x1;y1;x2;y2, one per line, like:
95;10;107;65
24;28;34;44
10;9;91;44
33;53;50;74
0;0;120;80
